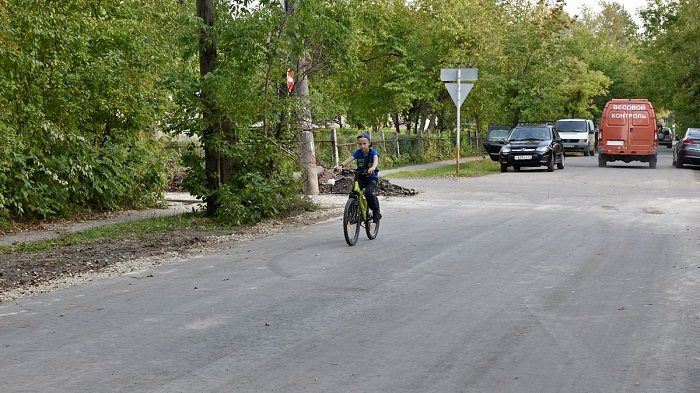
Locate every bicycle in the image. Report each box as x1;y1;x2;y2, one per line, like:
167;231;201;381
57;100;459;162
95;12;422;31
340;168;380;246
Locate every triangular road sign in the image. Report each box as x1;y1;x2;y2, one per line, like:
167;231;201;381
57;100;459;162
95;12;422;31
445;83;474;109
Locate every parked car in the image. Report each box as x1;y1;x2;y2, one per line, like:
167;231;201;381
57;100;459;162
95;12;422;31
555;118;596;156
673;128;700;168
483;124;511;161
499;124;564;172
598;99;658;168
657;126;674;148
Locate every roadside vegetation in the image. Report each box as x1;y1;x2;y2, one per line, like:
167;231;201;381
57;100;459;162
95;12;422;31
0;196;319;254
0;156;495;254
1;0;698;230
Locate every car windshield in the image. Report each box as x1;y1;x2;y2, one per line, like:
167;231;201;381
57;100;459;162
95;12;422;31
555;121;586;132
509;127;550;141
488;129;510;139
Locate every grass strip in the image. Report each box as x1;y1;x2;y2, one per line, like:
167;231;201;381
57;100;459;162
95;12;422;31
0;212;231;254
1;197;322;254
385;159;500;178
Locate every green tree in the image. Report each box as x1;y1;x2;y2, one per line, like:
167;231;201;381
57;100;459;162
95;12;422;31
168;0;359;222
639;0;699;128
492;0;571;124
474;0;612;125
565;2;642;118
0;0;190;221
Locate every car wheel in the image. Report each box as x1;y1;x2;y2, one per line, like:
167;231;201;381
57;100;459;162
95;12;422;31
598;156;606;167
557;153;564;169
675;158;684;168
513;165;521;172
500;163;508;172
649;160;657;169
547;154;554;172
583;148;589;157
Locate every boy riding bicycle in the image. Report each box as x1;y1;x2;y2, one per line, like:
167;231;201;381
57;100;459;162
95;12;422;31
335;133;381;223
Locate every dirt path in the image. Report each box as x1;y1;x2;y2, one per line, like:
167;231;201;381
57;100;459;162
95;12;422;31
0;193;201;247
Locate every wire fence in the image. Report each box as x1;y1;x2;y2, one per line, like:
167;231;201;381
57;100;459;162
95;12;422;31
163;128;485;171
313;128;483;169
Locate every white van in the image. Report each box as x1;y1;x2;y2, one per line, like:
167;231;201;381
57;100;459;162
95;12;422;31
555;119;596;156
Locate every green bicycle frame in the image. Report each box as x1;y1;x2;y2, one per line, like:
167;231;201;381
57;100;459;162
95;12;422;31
354;179;368;223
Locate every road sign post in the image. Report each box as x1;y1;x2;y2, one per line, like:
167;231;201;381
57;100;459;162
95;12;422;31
441;68;477;174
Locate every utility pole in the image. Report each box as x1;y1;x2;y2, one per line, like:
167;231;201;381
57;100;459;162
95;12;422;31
286;0;319;195
295;53;319;195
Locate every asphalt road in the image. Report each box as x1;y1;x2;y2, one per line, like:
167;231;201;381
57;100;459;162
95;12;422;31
1;149;699;392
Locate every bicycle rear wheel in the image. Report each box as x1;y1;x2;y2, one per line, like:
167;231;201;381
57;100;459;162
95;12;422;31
343;198;361;246
365;208;379;240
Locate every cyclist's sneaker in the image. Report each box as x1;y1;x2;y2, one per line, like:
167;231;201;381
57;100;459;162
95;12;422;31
372;211;381;223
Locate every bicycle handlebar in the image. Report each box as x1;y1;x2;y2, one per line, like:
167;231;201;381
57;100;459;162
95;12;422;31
340;168;369;176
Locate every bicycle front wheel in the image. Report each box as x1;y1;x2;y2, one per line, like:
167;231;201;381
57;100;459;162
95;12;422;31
365;208;379;240
343;198;361;246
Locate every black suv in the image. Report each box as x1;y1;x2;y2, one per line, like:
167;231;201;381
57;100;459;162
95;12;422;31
499;124;565;172
482;124;511;161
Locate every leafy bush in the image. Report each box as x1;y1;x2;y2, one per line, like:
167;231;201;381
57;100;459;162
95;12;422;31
179;137;302;225
0;125;167;220
0;1;186;222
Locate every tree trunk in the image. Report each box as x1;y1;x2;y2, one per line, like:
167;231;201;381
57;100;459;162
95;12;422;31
413;102;420;137
403;109;412;136
220;122;237;185
427;111;437;134
511;109;521;129
198;0;220;217
417;100;429;154
473;114;482;149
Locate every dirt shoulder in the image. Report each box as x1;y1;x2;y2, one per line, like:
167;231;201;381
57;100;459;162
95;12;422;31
0;205;345;303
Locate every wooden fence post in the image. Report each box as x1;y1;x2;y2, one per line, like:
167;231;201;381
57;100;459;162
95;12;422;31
331;127;339;166
380;129;386;155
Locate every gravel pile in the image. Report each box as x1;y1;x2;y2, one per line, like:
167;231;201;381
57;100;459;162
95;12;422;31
317;168;417;196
